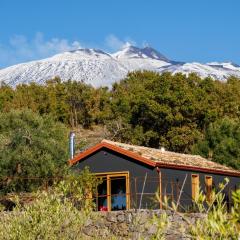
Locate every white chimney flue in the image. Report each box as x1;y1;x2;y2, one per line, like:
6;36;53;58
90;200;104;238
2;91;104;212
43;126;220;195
69;132;75;159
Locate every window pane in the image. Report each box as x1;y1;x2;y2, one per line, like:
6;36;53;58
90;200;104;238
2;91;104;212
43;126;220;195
97;178;108;211
110;177;126;210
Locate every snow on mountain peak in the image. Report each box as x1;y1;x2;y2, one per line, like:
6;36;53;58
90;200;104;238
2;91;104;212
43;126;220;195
142;46;169;61
112;45;169;61
50;48;112;61
207;62;240;70
0;45;240;88
68;48;110;56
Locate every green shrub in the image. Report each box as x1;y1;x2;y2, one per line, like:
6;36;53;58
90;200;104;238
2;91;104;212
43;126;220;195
54;167;101;212
190;190;240;239
188;179;240;239
0;191;88;240
0;167;100;239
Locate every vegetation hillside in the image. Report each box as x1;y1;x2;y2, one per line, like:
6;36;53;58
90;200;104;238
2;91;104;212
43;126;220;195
1;71;240;169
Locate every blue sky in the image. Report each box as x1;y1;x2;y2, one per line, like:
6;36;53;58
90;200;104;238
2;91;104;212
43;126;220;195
0;0;239;67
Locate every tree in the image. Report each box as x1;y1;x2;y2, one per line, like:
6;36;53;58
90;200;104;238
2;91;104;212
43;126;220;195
0;109;69;192
107;71;208;151
192;118;240;169
1;72;240;162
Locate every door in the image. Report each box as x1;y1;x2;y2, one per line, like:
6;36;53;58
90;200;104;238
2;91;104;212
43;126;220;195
96;172;130;211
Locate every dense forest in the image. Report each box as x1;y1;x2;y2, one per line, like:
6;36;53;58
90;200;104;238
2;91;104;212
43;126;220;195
1;71;240;170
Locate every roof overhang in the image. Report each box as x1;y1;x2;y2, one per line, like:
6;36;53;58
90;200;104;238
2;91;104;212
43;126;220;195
69;142;240;177
155;162;240;177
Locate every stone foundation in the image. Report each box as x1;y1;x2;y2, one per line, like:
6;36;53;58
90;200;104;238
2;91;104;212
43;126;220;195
82;210;205;239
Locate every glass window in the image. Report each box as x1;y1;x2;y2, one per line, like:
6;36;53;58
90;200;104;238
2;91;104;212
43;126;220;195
95;172;129;211
96;177;108;211
111;177;126;210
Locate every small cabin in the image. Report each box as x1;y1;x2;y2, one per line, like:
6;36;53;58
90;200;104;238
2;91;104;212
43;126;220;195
69;139;240;211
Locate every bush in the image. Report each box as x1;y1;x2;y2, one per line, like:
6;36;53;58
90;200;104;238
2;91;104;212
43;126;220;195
54;167;101;212
0;192;87;240
0;168;100;239
190;182;240;239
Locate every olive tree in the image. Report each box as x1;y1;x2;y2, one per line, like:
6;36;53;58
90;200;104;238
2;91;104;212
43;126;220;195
0;109;69;192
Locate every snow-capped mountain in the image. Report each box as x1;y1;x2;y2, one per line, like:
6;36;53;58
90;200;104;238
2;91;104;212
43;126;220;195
0;45;240;87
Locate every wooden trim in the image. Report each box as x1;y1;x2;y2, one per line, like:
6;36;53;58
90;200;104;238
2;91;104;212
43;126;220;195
69;142;156;167
126;174;130;210
95;171;129;176
191;174;199;201
156;162;240;177
107;175;111;211
95;186;99;211
205;175;213;202
157;167;162;209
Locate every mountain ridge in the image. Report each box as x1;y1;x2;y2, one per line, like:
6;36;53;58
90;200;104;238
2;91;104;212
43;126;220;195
0;45;240;87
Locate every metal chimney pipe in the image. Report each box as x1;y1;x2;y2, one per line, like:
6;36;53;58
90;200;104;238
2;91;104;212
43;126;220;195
69;131;75;159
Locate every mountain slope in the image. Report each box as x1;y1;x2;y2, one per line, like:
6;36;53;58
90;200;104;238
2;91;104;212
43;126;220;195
0;45;240;87
0;49;128;87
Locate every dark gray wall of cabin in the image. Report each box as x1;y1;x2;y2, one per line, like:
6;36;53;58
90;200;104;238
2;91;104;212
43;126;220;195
73;147;240;210
73;148;159;209
160;168;240;210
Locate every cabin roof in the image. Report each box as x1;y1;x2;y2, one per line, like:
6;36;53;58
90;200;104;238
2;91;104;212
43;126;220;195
69;139;240;177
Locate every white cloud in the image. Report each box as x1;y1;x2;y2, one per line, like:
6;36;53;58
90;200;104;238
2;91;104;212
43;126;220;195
0;32;82;68
0;33;136;68
105;34;136;51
